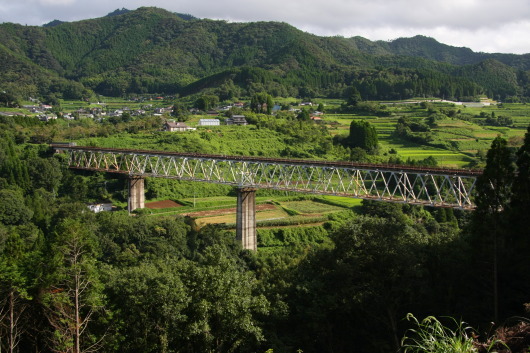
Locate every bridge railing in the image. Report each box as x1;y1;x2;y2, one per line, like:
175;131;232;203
53;145;480;209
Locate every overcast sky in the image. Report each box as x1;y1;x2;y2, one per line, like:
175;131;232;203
1;0;529;54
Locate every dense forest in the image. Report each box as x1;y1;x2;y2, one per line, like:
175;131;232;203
1;111;529;352
1;7;530;104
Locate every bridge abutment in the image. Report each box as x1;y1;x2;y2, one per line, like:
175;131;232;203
128;176;145;212
236;188;257;251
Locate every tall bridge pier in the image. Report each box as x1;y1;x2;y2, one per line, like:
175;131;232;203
128;176;145;212
236;188;257;251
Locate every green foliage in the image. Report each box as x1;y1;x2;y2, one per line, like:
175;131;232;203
474;136;515;215
105;259;190;352
401;314;477;353
27;156;62;193
42;217;104;353
0;223;42;353
394;116;434;145
0;91;20;107
347;119;379;152
172;100;190;121
0;133;30;191
0;189;33;225
258;226;329;247
251;92;273;114
179;246;269;352
194;94;219;111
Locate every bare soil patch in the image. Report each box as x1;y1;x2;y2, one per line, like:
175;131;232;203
145;200;182;209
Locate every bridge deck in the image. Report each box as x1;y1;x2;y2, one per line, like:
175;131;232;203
53;145;482;177
52;145;481;209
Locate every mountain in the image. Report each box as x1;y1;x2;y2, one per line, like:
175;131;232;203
373;35;530;71
1;7;529;102
42;20;66;28
105;8;131;17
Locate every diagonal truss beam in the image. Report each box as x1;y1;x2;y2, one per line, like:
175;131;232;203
56;146;480;209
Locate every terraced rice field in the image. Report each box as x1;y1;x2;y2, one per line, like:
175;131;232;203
325;104;530;167
325;114;471;167
194;205;291;227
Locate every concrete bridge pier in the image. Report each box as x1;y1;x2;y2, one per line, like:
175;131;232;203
236;188;257;251
128;176;145;212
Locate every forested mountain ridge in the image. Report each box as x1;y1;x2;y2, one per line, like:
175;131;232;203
1;6;530;101
370;35;530;70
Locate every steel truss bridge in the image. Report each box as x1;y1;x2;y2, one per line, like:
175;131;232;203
54;146;481;209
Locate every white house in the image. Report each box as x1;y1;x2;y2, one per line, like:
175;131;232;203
226;115;248;126
87;203;113;213
165;121;190;132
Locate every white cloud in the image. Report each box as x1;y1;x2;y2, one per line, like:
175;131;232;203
37;0;75;5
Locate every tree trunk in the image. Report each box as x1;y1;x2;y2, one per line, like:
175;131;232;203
10;290;15;353
75;283;80;353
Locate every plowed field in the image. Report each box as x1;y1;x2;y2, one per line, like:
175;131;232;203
145;200;182;209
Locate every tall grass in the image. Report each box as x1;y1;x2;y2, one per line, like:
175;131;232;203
401;314;477;353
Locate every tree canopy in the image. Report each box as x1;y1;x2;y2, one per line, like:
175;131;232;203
347;120;379;152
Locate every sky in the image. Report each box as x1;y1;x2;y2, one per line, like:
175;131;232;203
1;0;529;54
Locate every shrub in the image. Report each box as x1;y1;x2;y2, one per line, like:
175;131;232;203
401;314;477;353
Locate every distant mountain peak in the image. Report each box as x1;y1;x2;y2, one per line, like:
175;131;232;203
105;8;131;17
42;19;66;27
173;13;197;21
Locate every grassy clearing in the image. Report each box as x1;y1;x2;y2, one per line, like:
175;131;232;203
280;200;345;214
317;195;364;208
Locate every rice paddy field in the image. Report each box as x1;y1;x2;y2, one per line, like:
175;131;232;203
154;198;352;228
141;193;360;230
324;102;530;168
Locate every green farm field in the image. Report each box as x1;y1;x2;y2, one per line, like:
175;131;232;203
325;114;473;167
189;199;349;228
324;102;530;168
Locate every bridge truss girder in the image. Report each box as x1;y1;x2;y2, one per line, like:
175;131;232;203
64;148;477;209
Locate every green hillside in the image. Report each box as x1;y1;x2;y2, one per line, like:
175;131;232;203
1;7;530;102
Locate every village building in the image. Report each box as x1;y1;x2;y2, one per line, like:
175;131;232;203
165;121;190;132
38;114;58;122
226;115;248;126
155;107;168;114
87;203;113;213
198;118;220;126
